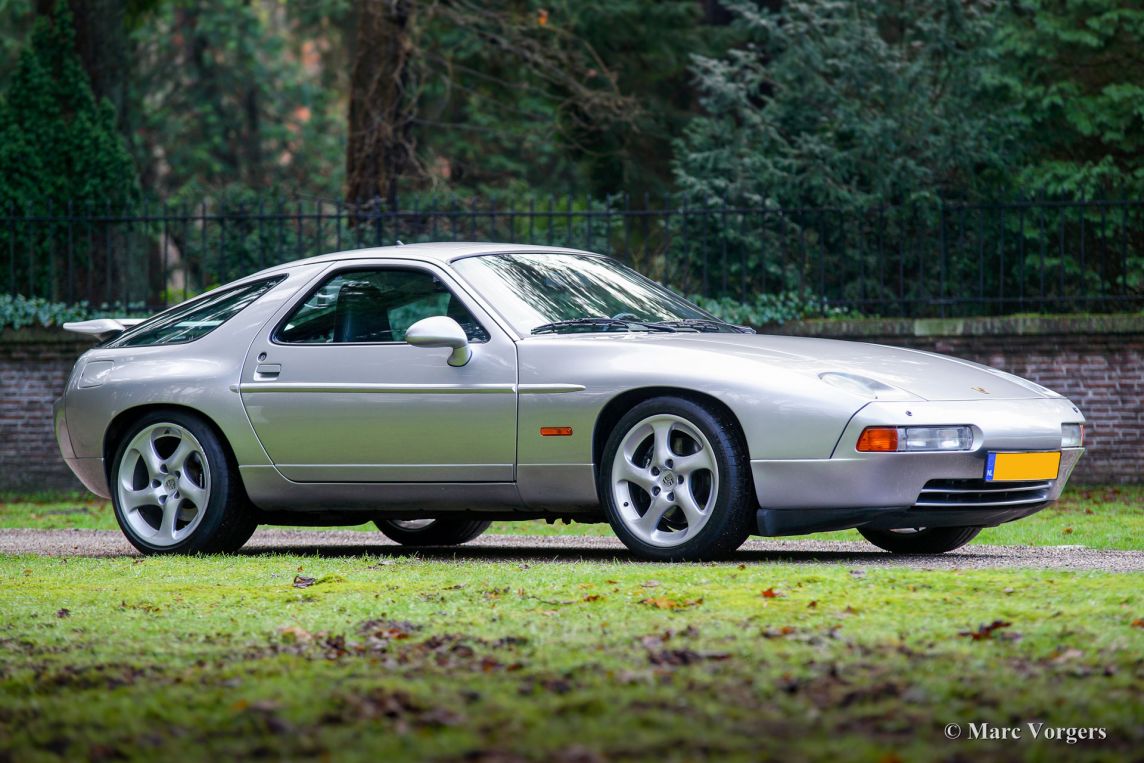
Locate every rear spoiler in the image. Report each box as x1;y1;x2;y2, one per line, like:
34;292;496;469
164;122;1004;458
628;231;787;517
61;318;147;341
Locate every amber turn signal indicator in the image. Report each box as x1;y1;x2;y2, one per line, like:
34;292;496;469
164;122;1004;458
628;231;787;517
856;427;898;452
540;426;573;437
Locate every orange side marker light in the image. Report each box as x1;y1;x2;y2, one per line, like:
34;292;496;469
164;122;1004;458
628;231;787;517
540;426;574;437
856;427;898;452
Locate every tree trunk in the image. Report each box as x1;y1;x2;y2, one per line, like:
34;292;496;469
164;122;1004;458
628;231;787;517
37;0;129;132
345;0;415;207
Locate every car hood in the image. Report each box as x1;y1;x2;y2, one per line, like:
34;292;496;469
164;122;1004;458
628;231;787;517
544;332;1057;402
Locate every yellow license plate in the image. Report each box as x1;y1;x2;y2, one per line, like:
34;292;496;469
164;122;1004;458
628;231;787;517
985;452;1061;482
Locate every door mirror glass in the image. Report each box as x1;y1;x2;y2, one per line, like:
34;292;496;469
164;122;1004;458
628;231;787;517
406;316;472;367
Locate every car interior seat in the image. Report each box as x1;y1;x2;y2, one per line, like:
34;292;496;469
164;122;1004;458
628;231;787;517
333;281;393;342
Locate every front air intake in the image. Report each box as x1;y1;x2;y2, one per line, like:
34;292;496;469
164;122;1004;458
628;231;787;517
914;479;1052;509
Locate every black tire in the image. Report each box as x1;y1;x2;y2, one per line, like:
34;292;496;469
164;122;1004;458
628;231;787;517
858;526;981;554
110;410;256;555
374;519;491;546
598;396;754;562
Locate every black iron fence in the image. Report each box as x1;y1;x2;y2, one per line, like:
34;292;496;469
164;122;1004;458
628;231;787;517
3;196;1142;317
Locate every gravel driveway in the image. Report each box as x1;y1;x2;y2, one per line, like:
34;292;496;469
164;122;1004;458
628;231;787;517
1;528;1142;571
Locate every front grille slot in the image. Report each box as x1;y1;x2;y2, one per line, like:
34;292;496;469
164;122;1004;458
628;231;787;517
914;479;1052;509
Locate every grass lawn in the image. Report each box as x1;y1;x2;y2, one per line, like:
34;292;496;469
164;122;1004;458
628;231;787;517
3;484;1141;550
1;553;1142;762
1;485;1141;761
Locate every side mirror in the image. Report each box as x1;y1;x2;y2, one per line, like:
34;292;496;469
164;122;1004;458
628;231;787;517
405;316;472;367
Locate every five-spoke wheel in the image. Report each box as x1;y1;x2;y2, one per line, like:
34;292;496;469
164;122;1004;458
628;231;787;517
111;411;255;554
601;397;754;561
375;518;491;546
858;526;981;554
117;423;211;547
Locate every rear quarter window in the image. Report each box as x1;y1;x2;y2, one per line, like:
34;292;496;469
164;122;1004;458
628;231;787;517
108;277;284;348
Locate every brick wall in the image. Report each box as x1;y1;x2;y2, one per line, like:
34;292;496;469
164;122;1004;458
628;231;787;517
771;314;1143;484
1;316;1141;492
1;330;96;491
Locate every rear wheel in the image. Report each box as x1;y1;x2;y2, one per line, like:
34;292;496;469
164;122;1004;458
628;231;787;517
110;411;256;555
375;518;491;546
858;526;981;554
600;397;754;562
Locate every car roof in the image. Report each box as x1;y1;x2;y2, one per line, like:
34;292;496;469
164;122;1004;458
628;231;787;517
256;242;598;275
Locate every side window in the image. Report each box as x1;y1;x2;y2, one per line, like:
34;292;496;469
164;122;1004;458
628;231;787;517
109;277;284;348
276;268;490;344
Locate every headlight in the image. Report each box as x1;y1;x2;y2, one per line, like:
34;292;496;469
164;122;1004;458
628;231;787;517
857;425;974;452
1061;423;1084;448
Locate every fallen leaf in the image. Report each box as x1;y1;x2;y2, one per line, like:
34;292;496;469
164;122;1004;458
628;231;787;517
55;608;70;619
761;587;783;599
960;619;1012;641
582;594;601;603
1130;618;1144;629
640;596;703;611
359;619;418;640
278;626;313;644
807;600;818;609
647;648;730;666
293;575;316;589
1063;527;1074;535
1050;647;1084;663
761;626;796;638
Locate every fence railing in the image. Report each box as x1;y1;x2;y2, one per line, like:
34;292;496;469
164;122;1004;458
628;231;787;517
3;196;1142;317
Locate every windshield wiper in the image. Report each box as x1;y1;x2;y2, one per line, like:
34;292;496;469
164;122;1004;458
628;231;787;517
649;318;756;334
531;317;678;335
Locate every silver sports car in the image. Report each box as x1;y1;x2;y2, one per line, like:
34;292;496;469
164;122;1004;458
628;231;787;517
57;243;1086;561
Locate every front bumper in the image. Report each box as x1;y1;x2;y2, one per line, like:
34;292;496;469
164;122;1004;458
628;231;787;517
759;443;1079;535
754;448;1082;535
751;396;1084;536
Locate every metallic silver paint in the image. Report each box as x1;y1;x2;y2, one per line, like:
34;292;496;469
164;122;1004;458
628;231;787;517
240;258;517;483
54;243;1086;533
405;315;473;367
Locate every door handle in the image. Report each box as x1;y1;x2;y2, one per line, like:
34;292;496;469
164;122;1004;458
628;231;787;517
254;363;282;380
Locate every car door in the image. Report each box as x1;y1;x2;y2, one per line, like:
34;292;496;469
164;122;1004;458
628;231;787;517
239;259;518;482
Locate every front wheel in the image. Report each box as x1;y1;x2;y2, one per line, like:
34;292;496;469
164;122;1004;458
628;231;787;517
600;396;754;562
110;411;256;555
858;526;981;554
374;518;491;546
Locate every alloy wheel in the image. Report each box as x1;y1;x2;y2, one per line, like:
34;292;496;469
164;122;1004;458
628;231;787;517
116;423;212;547
610;414;720;548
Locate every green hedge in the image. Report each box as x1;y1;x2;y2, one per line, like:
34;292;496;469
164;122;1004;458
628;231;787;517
0;294;149;331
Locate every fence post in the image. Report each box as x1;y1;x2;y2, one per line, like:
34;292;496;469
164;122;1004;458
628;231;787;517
939;200;947;319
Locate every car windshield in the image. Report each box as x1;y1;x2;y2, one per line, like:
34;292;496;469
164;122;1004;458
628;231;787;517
452;253;726;335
